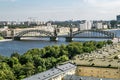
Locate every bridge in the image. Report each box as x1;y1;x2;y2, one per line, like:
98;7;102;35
13;28;58;41
72;29;115;38
12;28;116;42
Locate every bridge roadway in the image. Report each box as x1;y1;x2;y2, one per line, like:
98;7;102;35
0;27;116;42
13;29;116;42
18;35;113;39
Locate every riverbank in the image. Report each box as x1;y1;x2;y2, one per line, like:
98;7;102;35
0;39;12;42
0;36;4;40
105;28;120;31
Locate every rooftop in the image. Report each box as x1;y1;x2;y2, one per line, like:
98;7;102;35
23;62;76;80
24;68;61;80
57;62;76;71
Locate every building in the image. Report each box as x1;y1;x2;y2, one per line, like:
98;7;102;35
23;62;76;80
93;21;103;29
117;15;120;21
0;21;8;26
92;21;108;29
102;25;108;29
79;20;92;30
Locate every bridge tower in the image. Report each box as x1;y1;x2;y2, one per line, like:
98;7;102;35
14;36;21;40
50;28;58;41
65;24;73;42
10;29;15;39
70;26;73;37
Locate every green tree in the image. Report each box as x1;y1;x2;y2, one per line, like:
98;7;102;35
19;54;33;65
7;57;20;68
37;66;46;73
11;52;20;59
22;62;35;77
12;63;23;79
96;41;105;48
107;40;113;45
58;55;69;63
67;42;83;58
0;62;16;80
33;56;45;68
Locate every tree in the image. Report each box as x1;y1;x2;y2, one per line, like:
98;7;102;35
58;55;69;63
19;54;33;65
44;58;53;69
25;48;41;56
66;42;83;58
22;62;35;77
12;63;23;79
37;66;46;73
83;47;92;53
33;57;45;68
60;49;68;56
7;57;20;68
0;62;16;80
44;46;60;58
40;48;46;58
96;41;105;48
0;55;6;62
107;40;113;45
11;52;20;59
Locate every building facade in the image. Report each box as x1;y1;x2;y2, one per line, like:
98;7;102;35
92;21;108;29
117;15;120;21
79;20;92;30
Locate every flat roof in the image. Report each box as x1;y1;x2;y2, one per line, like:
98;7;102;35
24;68;62;80
23;62;76;80
57;62;76;71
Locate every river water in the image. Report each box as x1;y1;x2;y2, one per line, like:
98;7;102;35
0;29;120;56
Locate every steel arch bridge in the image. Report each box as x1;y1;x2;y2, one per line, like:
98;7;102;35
13;29;116;41
71;30;116;39
0;31;7;38
15;29;54;37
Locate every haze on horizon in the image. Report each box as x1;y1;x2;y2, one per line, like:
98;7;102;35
0;0;120;21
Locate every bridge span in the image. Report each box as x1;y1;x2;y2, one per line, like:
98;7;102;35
12;28;116;42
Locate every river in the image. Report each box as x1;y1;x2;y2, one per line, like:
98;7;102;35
0;29;120;56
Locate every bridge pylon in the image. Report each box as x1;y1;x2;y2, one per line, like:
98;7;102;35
65;25;73;42
50;28;58;41
13;36;21;40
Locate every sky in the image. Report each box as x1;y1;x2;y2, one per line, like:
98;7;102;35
0;0;120;21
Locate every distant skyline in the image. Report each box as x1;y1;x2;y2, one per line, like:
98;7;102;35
0;0;120;21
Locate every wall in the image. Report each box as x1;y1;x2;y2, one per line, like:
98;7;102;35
51;68;76;80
